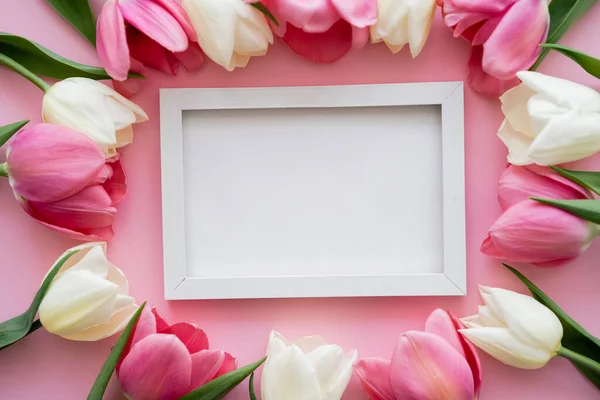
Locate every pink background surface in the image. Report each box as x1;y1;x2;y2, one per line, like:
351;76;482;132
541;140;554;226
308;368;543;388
1;1;600;399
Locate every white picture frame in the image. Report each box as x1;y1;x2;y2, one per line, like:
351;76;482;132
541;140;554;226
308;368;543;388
160;83;465;300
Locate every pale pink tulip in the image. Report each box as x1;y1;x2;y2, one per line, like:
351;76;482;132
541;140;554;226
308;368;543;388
248;0;377;63
117;307;236;400
483;165;596;267
97;0;204;82
437;0;549;97
355;309;481;400
4;124;126;241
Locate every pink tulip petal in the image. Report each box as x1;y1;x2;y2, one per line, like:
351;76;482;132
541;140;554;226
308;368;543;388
498;165;589;211
172;43;205;72
468;46;520;97
331;0;377;28
390;331;475;400
111;58;146;97
215;352;237;377
483;199;591;265
160;322;210;354
354;358;395;400
480;234;504;258
97;0;130;81
119;0;189;52
283;19;352;63
7;124;106;203
152;307;171;332
131;307;159;347
119;334;192;400
127;27;178;75
188;350;226;390
103;158;127;205
482;0;548;80
426;309;482;396
152;0;198;41
351;26;369;48
279;0;340;32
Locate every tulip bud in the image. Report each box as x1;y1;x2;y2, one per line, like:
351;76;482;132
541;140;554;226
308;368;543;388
460;286;563;369
261;331;357;400
38;242;137;341
42;78;148;158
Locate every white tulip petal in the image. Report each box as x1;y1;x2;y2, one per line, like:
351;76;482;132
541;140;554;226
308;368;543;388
77;78;148;123
408;0;436;57
370;0;408;40
61;302;138;341
39;270;119;336
68;245;110;279
484;288;563;353
500;83;536;136
476;305;506;327
460;327;553;369
306;345;345;391
261;345;322;400
517;71;600;110
266;331;289;362
107;264;130;295
116;125;134;149
497;120;534;165
322;350;358;400
44;242;105;279
292;335;329;354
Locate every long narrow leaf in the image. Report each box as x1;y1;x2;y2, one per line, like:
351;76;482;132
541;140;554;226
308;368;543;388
532;198;600;224
504;264;600;389
87;302;146;400
250;2;279;26
0;33;141;80
249;372;257;400
179;357;267;400
531;0;599;69
45;0;96;44
541;44;600;78
0;120;28;148
552;166;600;196
0;250;77;350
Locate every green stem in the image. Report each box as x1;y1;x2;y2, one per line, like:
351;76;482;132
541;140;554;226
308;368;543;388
558;346;600;374
0;163;7;178
0;53;51;92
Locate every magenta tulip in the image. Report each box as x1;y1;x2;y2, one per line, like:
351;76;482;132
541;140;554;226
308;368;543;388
97;0;203;82
355;309;481;400
117;307;236;400
3;123;126;241
483;165;596;267
437;0;549;97
248;0;377;63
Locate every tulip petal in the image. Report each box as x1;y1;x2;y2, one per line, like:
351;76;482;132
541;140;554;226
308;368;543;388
279;0;340;32
261;345;322;400
20;207;115;241
152;307;171;331
160;322;210;354
497;120;534;165
284;19;353;63
215;352;237;377
173;43;205;72
306;345;357;400
408;0;436;57
390;331;475;400
62;302;137;341
119;333;192;400
97;0;130;81
153;0;198;41
468;46;520;97
354;358;395;400
517;71;600;110
188;350;225;389
482;0;548;79
291;334;328;353
7;124;106;203
119;0;189;52
500;83;536;135
48;242;107;275
266;330;290;362
130;307;159;349
323;350;358;400
331;0;377;28
103;159;127;205
127;27;179;75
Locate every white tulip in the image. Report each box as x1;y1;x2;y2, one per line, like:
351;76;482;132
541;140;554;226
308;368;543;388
498;71;600;165
38;242;137;341
370;0;437;57
183;0;273;71
261;331;357;400
42;78;148;158
459;286;563;369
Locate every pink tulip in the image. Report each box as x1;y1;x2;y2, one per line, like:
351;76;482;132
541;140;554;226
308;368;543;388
355;309;481;400
4;123;125;241
483;165;596;267
437;0;549;97
97;0;204;82
248;0;377;63
117;307;236;400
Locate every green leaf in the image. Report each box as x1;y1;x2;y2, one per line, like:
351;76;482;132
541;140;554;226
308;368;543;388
504;264;600;389
249;372;257;400
541;44;600;78
0;250;77;350
552;166;600;196
0;120;28;148
87;302;146;400
531;0;599;69
179;357;267;400
0;33;142;80
532;198;600;224
250;2;279;26
45;0;96;44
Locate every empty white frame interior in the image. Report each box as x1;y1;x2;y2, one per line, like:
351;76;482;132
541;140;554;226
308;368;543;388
160;83;465;300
